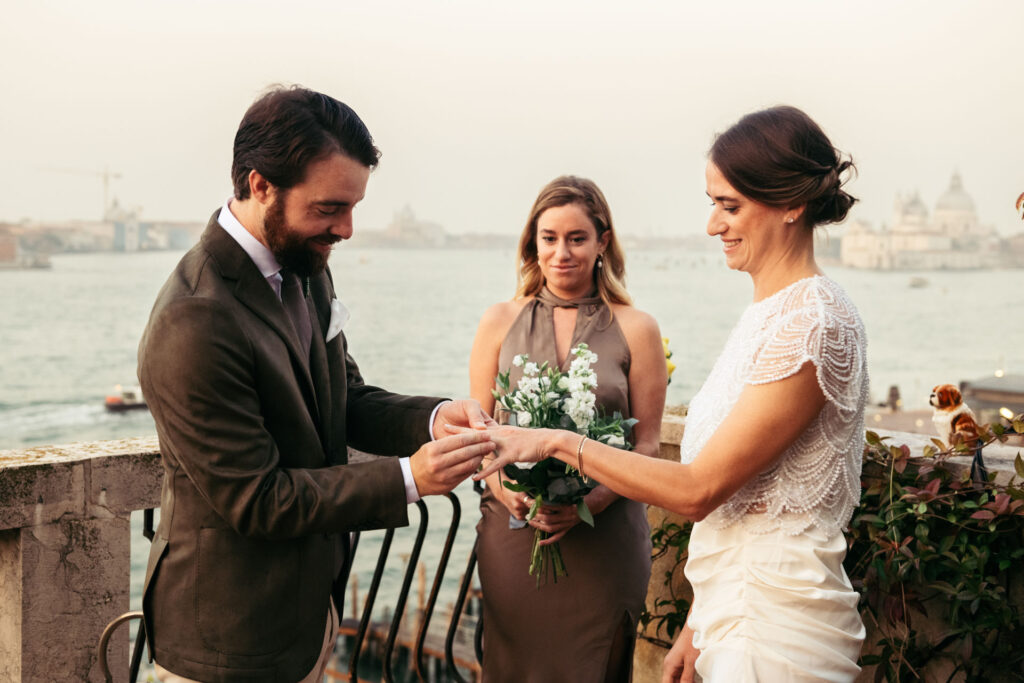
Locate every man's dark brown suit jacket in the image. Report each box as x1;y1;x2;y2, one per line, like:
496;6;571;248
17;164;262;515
138;214;440;682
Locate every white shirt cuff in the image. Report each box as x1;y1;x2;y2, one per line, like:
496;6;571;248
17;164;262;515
399;457;420;504
429;400;450;441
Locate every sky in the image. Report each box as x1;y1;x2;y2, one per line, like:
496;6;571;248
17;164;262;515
1;0;1022;238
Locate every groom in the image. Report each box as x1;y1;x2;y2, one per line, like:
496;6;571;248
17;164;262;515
137;85;495;682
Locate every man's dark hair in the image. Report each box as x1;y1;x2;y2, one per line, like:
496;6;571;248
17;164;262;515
231;85;381;200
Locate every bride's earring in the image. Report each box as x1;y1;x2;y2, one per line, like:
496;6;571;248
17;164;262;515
596;254;604;269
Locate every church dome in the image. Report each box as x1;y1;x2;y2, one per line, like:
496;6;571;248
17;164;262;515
903;192;928;220
935;172;976;213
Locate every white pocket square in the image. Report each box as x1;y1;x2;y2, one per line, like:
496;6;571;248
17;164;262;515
325;298;350;342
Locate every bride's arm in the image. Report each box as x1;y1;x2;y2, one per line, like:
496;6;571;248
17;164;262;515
580;306;668;516
474;361;826;520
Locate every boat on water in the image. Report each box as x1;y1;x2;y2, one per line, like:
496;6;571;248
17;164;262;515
104;384;147;412
909;276;929;288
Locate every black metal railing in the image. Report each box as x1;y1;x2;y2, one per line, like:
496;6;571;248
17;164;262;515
342;490;483;683
99;488;484;683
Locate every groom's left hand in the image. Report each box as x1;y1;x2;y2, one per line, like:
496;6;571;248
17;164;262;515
432;399;497;440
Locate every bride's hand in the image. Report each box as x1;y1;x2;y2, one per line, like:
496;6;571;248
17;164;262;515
444;424;552;479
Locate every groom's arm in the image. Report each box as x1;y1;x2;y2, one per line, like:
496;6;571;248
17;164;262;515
342;342;494;498
343;344;446;456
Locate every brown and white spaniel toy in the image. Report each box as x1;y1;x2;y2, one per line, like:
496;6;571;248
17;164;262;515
929;383;981;448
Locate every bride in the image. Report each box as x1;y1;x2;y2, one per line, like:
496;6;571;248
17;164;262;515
468;105;868;682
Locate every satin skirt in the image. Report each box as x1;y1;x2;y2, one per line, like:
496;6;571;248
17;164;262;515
684;516;865;683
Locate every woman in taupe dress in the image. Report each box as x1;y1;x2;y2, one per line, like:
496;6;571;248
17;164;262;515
469;176;667;682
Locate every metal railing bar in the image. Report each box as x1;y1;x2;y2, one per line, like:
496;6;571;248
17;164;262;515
413;492;461;681
348;528;395;681
98;611;144;683
128;619;147;682
444;536;479;683
382;499;429;683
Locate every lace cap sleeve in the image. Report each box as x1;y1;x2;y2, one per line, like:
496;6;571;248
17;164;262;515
748;282;865;413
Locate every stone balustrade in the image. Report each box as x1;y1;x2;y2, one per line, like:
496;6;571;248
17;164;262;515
1;421;1020;682
0;437;161;683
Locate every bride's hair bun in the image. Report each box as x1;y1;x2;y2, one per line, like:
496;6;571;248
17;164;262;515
709;106;857;228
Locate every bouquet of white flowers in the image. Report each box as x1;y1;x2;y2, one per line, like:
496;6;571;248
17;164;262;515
492;343;637;586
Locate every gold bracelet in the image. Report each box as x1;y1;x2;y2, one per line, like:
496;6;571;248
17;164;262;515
576;435;589;482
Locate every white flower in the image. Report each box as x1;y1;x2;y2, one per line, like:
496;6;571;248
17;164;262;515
557;376;570;391
517;376;541;396
569;356;595;376
517;411;532;427
513;354;527;367
564;393;596;431
523;361;539;377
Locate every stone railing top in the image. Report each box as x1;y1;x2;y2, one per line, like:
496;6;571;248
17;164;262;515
0;436;161;532
1;420;1019;533
0;436;159;469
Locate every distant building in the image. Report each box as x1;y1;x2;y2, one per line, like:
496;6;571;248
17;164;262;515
0;224;51;268
840;172;1002;270
0;228;17;263
355;205;449;248
385;205;447;247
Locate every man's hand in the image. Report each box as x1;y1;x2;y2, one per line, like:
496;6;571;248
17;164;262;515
661;623;699;683
431;399;497;440
410;431;495;497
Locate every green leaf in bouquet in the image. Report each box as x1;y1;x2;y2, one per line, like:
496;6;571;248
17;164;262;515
502;481;530;493
529;494;543;521
577;499;595;527
502;464;533;484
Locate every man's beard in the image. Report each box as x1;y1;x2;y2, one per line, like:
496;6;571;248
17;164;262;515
263;193;333;277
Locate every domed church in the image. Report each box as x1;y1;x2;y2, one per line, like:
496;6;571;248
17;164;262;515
840;171;1000;269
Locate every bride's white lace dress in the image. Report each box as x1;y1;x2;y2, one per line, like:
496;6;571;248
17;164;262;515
681;275;868;682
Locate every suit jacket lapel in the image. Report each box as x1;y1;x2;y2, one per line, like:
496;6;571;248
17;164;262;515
200;217;320;421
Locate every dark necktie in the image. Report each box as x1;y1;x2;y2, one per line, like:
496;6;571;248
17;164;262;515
280;270;312;358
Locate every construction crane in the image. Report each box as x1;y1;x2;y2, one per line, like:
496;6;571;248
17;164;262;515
37;166;122;219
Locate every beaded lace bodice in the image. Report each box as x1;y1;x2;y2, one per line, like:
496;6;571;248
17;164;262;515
680;275;868;537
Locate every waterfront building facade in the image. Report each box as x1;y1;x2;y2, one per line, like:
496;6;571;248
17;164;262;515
840;172;1004;270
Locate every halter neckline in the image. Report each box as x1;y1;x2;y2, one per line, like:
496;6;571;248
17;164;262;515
536;287;602;309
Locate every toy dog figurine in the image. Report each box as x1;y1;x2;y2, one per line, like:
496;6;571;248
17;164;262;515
929;383;987;483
